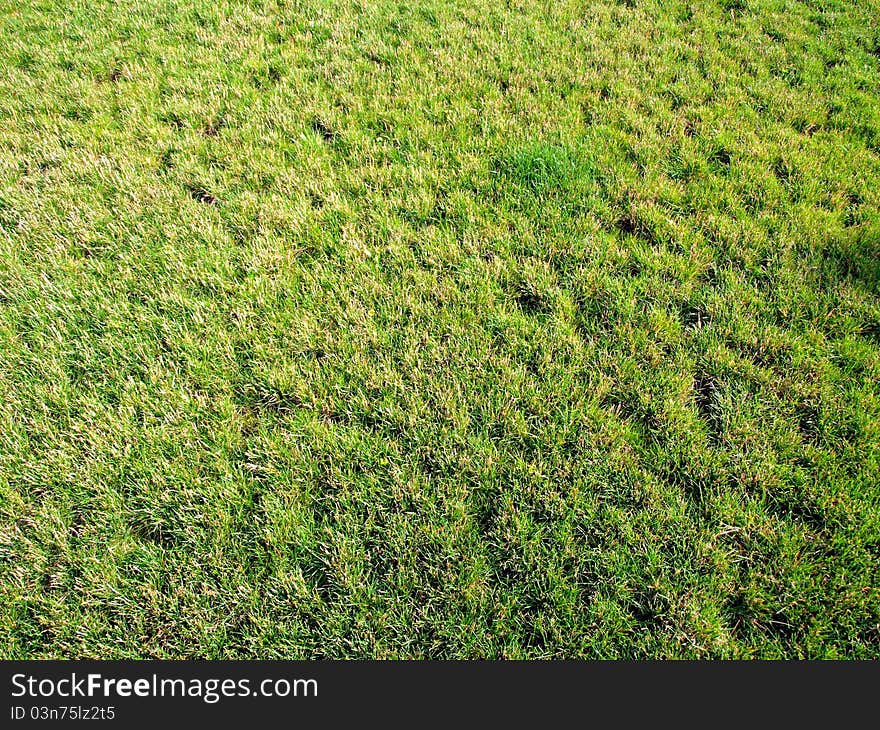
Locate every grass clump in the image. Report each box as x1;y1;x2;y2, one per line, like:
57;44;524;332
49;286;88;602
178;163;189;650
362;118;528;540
493;142;585;196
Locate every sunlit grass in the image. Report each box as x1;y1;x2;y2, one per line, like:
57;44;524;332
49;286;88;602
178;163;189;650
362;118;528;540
0;0;878;658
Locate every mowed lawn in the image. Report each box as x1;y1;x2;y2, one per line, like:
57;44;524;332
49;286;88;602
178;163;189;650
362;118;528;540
1;0;879;659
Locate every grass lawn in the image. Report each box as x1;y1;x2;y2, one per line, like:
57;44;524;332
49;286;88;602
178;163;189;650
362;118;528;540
1;0;879;659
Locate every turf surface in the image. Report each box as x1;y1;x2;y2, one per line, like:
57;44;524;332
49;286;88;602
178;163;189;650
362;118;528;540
0;0;879;658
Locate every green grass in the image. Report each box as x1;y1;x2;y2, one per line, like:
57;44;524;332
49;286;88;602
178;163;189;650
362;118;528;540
0;0;879;659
